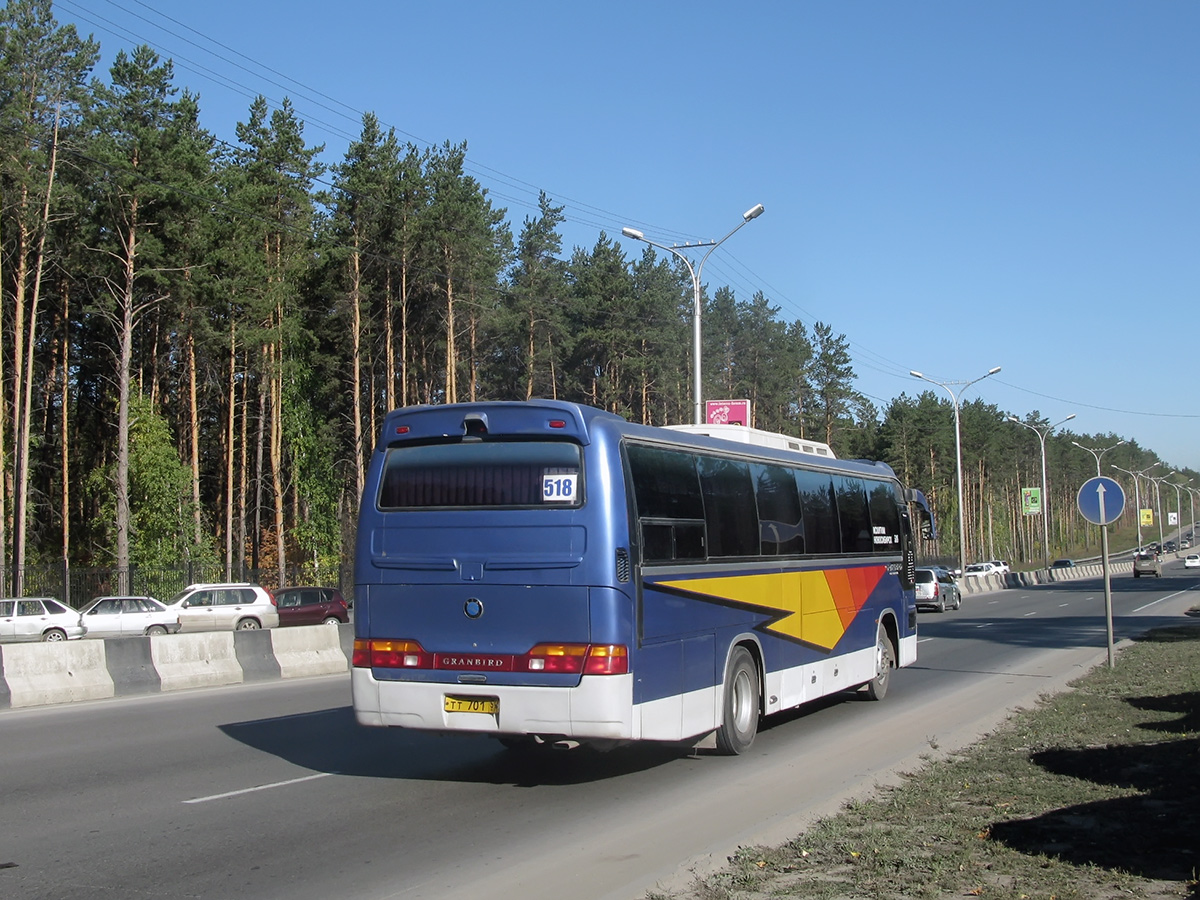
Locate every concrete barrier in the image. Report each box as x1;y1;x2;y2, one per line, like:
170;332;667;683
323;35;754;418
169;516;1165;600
0;640;115;708
151;631;243;692
270;623;348;678
958;561;1134;595
0;624;352;710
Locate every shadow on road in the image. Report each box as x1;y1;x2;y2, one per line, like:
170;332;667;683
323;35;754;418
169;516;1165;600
218;705;692;786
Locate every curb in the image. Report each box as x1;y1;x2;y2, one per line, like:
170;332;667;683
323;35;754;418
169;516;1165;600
0;623;348;710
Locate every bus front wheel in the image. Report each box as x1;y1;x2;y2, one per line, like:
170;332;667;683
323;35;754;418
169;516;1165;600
714;646;760;755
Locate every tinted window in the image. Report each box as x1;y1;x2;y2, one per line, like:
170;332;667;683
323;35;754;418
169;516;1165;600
834;476;872;553
628;444;703;520
796;470;840;554
868;481;902;555
753;463;805;555
697;455;757;558
379;440;582;509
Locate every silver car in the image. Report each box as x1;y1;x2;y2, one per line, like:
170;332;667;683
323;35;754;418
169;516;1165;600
0;597;86;642
164;583;279;632
79;595;180;638
914;568;961;612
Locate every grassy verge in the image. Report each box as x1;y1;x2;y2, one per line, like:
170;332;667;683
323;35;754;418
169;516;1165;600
649;624;1200;900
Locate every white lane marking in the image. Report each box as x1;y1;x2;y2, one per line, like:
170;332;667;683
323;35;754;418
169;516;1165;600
183;772;334;804
1134;584;1200;613
1023;612;1038;617
1059;603;1070;608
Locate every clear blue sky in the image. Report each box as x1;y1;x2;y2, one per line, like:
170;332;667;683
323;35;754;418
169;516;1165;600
54;0;1200;471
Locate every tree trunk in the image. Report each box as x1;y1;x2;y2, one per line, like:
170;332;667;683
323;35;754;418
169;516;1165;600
350;243;365;497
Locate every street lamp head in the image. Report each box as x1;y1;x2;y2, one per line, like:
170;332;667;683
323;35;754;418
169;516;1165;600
909;370;924;379
621;227;644;241
987;366;1002;375
1007;415;1020;424
743;203;765;221
1064;414;1077;422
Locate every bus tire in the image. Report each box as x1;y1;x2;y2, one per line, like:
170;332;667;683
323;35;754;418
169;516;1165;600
714;646;760;755
863;623;895;701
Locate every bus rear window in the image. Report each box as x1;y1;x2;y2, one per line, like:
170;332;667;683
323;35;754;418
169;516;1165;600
378;441;583;509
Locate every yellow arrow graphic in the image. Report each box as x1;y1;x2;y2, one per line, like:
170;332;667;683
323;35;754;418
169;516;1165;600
658;566;887;651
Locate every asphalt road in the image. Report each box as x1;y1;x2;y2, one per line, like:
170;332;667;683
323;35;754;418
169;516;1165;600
1;563;1197;900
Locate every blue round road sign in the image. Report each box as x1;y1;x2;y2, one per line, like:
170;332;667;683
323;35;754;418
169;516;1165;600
1077;476;1125;526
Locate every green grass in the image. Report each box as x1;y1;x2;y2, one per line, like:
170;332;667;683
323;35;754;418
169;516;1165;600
648;624;1200;900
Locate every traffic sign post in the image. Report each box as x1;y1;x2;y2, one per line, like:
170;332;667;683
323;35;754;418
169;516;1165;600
1077;476;1126;668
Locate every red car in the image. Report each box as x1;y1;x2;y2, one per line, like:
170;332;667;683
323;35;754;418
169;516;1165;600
272;586;350;626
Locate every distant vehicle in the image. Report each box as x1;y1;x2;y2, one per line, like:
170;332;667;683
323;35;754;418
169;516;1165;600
962;562;1000;578
273;586;349;627
0;597;86;643
1049;559;1075;569
79;595;180;638
163;583;279;631
914;568;961;612
987;560;1011;575
1185;554;1200;569
1164;540;1177;553
1133;553;1162;578
1181;539;1192;549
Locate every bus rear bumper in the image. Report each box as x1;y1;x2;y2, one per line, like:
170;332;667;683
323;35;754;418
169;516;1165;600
351;668;635;740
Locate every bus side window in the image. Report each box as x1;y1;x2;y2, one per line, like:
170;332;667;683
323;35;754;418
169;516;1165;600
796;469;840;555
628;444;706;562
834;476;873;554
752;462;805;555
697;456;757;558
868;481;902;555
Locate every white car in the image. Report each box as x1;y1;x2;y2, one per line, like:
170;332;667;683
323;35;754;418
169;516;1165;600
962;562;1000;579
79;595;180;638
987;560;1011;575
164;583;279;632
0;597;86;642
1185;554;1200;569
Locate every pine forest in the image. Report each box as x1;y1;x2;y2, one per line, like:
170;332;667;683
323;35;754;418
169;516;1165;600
1;1;1194;600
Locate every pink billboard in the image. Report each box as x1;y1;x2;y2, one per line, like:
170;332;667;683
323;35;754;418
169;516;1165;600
705;399;750;427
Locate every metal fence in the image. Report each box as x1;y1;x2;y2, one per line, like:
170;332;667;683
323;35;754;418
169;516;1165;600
1;561;354;610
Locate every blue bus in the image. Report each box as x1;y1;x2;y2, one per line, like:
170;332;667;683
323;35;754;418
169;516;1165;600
352;400;933;754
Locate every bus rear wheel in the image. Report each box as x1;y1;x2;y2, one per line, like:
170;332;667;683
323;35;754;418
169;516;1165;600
714;646;760;755
863;624;895;701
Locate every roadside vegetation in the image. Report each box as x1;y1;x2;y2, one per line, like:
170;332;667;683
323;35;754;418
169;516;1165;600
649;624;1200;900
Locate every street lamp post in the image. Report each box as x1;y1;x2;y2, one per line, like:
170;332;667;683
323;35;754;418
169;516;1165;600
1007;414;1076;568
1147;474;1168;554
1168;477;1192;557
1187;486;1199;548
1111;461;1161;551
1071;439;1127;478
910;366;1001;578
622;204;765;425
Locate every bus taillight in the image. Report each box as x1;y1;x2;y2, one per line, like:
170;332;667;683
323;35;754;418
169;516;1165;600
584;644;629;675
353;639;433;669
521;643;629;675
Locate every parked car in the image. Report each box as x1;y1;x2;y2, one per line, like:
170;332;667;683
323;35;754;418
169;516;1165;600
914;568;961;612
163;583;279;631
1132;553;1162;578
1049;559;1076;569
272;586;349;627
0;597;86;642
1185;554;1200;569
78;595;180;638
962;562;1000;579
987;560;1011;575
